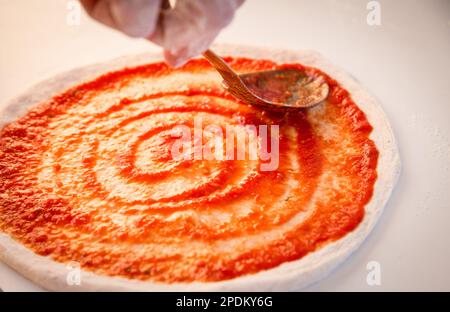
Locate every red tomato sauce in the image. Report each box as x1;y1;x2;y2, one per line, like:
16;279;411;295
0;58;378;282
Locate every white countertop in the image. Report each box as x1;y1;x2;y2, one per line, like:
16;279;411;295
0;0;449;291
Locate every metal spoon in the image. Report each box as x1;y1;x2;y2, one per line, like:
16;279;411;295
202;49;329;110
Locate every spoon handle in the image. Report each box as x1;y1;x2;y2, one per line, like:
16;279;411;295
202;50;235;74
202;49;243;86
203;49;268;106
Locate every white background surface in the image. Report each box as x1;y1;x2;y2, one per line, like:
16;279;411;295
0;0;449;291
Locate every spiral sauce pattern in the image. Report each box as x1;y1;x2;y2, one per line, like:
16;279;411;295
0;58;378;282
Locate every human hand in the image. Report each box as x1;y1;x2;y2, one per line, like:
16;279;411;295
80;0;244;67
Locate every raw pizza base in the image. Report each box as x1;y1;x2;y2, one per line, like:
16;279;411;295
0;44;401;291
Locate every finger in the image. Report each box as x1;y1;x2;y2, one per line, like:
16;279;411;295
81;0;162;38
79;0;97;13
151;0;244;66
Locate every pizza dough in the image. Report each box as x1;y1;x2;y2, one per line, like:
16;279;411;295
0;44;400;291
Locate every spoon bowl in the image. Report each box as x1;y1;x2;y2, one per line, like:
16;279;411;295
203;49;329;110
